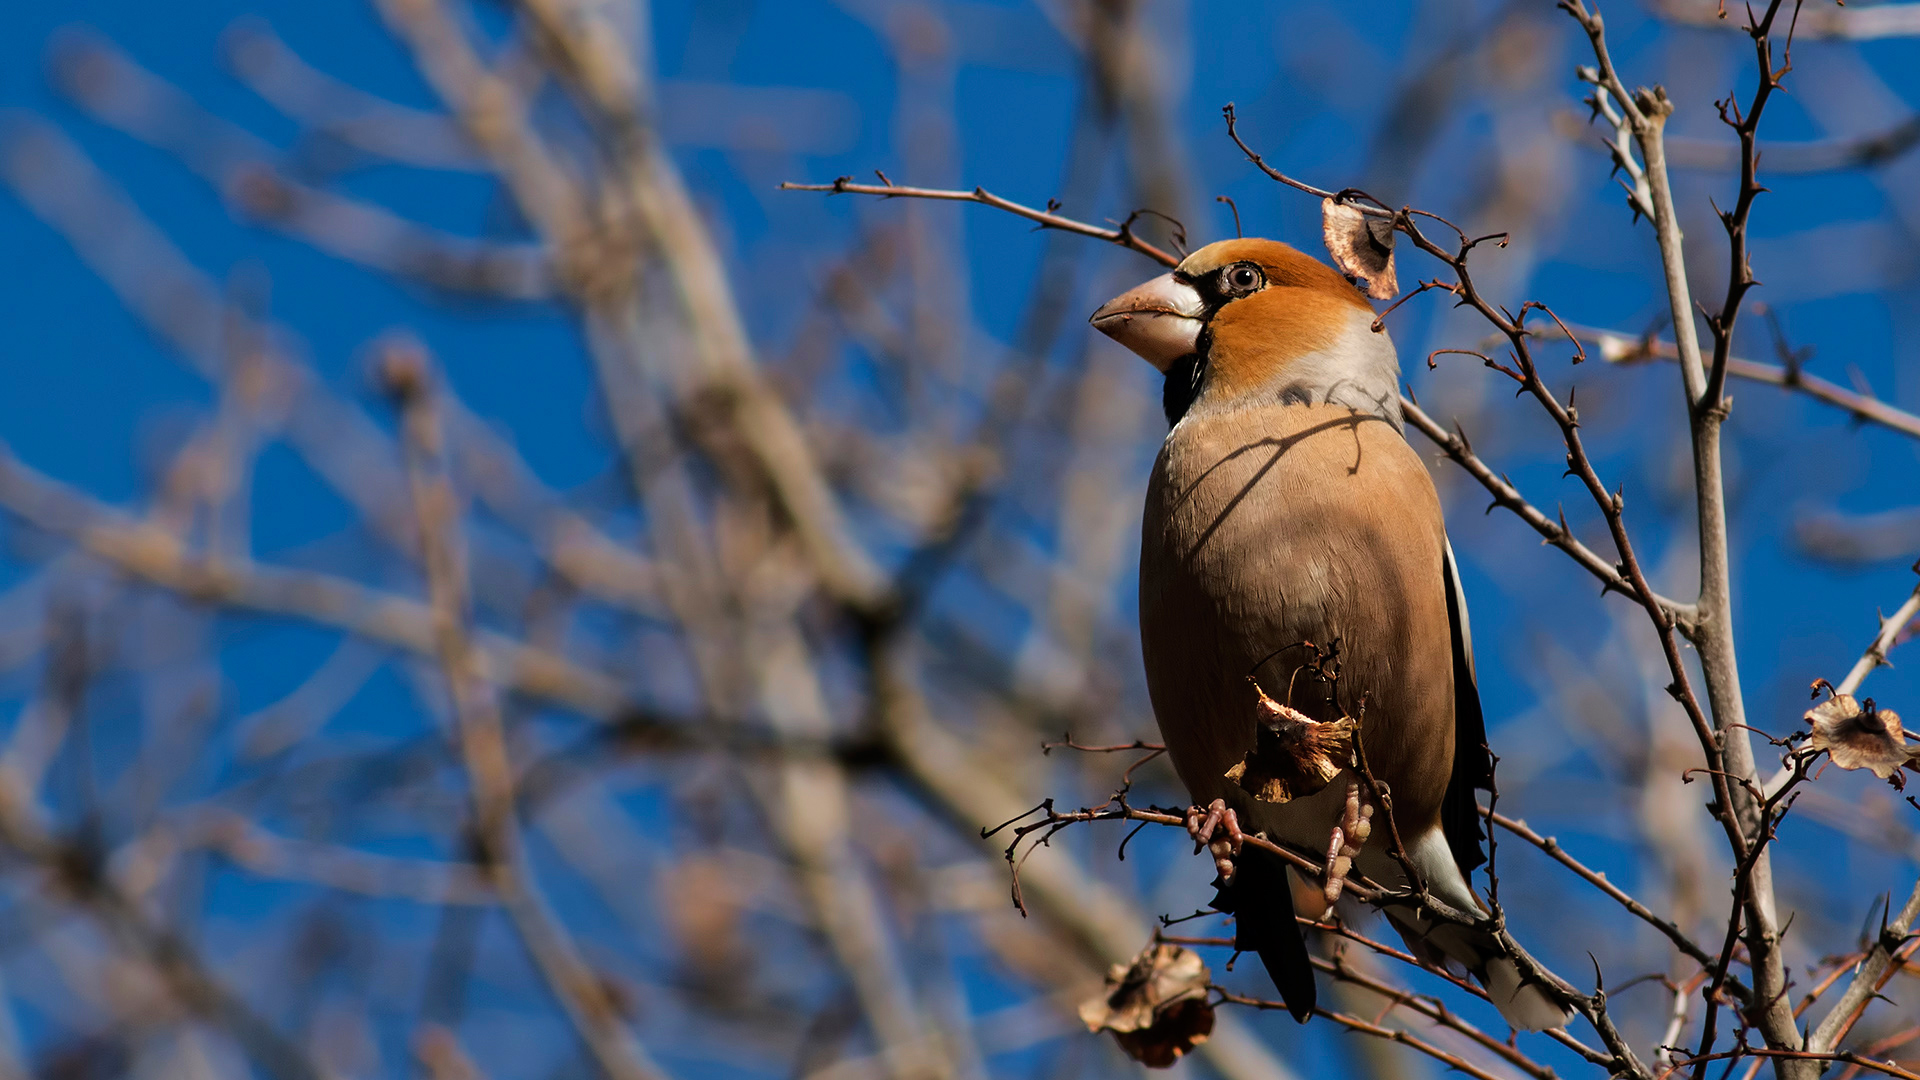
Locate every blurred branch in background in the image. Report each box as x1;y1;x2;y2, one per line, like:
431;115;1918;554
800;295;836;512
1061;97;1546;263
0;1;1915;1080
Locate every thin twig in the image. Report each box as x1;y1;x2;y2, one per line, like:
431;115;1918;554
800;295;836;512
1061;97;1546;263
1808;878;1920;1057
1402;398;1696;632
1557;2;1806;1069
1219;987;1512;1080
1837;575;1920;697
1540;322;1920;443
780;179;1181;268
1671;1047;1920;1080
1485;808;1729;988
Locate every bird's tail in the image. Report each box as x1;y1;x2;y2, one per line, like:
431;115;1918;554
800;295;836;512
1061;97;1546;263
1381;906;1570;1031
1212;844;1315;1022
1381;827;1572;1032
1217;828;1570;1031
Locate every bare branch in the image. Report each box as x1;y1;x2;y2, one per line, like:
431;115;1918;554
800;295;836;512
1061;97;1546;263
0;441;631;719
1528;322;1920;442
1653;0;1920;40
386;341;673;1080
1558;2;1806;1069
1837;575;1920;698
1218;987;1511;1080
1401;397;1697;631
221;18;486;171
1485;808;1728;986
779;179;1181;269
49;32;553;299
137;809;496;905
1806;876;1920;1057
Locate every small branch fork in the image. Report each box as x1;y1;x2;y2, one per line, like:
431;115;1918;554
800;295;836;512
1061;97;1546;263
1218;986;1535;1080
1698;0;1803;416
1484;808;1737;996
1508;320;1920;443
1666;1048;1920;1080
1041;733;1168;790
981;797;1385;912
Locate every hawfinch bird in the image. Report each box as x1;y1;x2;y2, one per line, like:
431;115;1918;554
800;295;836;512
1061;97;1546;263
1092;238;1567;1031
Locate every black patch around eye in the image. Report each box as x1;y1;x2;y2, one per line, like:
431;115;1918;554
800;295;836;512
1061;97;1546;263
1182;274;1223;306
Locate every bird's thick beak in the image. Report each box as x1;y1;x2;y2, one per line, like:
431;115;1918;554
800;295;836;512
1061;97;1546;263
1090;274;1205;372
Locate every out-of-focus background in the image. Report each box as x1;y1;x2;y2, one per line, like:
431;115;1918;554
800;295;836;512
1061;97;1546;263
0;1;1915;1078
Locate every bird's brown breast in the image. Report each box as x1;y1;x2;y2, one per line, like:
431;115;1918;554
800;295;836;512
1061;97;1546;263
1139;402;1455;838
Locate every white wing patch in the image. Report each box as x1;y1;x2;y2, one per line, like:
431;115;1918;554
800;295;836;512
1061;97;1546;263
1443;536;1476;686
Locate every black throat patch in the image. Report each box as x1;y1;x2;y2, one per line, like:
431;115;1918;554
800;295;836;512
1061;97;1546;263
1161;353;1205;425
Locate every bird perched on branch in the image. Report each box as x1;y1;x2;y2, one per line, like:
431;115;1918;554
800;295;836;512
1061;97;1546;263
1091;238;1568;1032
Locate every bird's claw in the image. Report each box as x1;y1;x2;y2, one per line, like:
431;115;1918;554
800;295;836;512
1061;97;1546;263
1186;798;1244;883
1322;780;1374;905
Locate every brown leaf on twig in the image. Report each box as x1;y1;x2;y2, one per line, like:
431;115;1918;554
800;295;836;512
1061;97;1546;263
1078;943;1215;1067
1223;684;1356;803
1806;688;1910;782
1322;198;1397;300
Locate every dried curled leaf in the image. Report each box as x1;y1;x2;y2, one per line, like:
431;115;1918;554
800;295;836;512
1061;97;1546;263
1223;685;1356;804
1806;690;1910;782
1322;197;1397;300
1078;943;1215;1068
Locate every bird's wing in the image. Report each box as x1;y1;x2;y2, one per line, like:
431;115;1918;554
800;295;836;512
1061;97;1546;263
1439;536;1494;874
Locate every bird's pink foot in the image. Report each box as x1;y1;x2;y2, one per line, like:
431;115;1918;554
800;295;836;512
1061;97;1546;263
1185;798;1244;883
1322;781;1375;905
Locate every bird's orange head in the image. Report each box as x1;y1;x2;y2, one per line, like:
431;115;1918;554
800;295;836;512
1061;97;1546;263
1091;238;1400;425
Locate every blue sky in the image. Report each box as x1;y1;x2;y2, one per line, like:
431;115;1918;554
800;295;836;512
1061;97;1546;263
3;1;1920;1076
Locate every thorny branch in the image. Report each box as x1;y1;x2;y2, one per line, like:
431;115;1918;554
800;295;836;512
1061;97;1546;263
1501;321;1920;443
1556;3;1812;1074
1400;397;1697;629
1484;807;1731;991
1836;573;1920;699
1218;985;1515;1080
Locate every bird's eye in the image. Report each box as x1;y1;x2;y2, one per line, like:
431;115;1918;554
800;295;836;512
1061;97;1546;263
1226;265;1262;292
